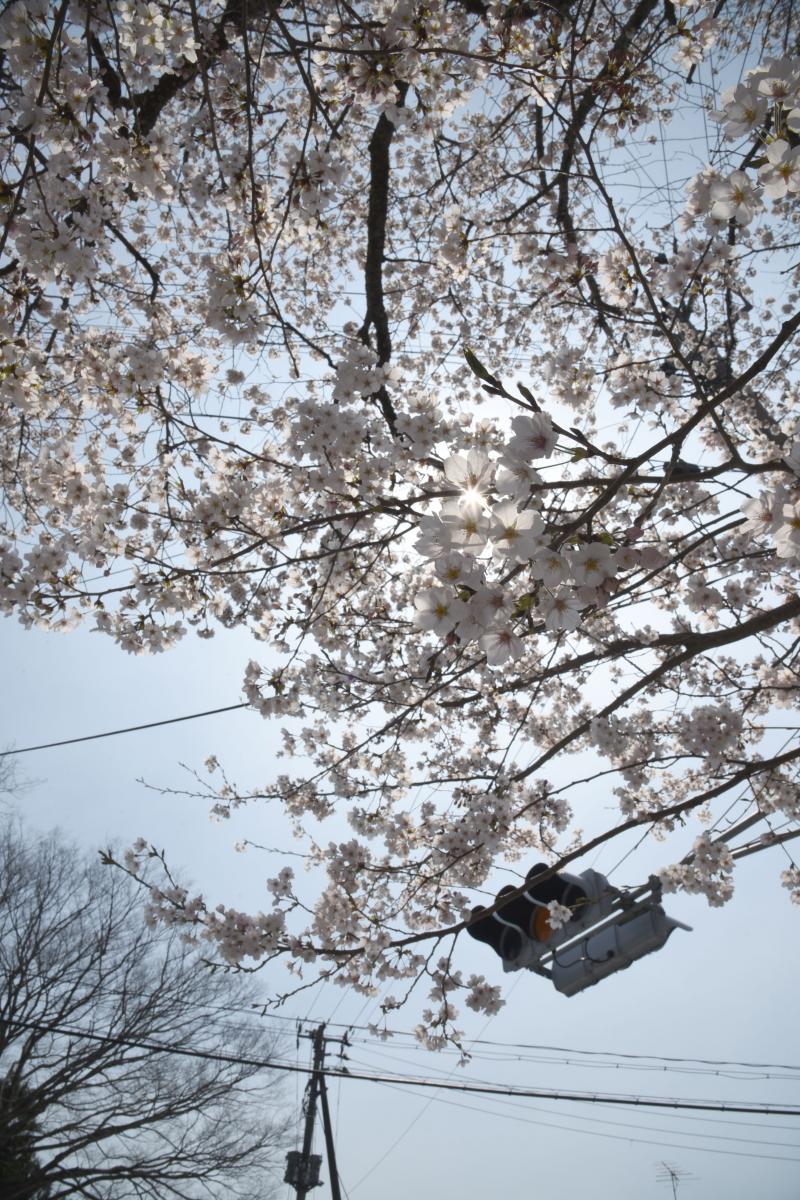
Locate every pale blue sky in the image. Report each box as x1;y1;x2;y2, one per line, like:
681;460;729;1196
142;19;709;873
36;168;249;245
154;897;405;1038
2;613;799;1200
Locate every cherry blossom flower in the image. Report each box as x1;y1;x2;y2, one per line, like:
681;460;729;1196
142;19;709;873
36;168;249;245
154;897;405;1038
440;496;491;553
507;413;558;460
675;703;743;767
495;456;543;501
710;171;763;225
443;449;495;495
681;166;723;230
672;17;718;71
661;835;734;907
415;512;453;559
758;139;800;199
530;548;569;588
741;485;790;537
413;587;467;635
464;975;505;1014
479;627;525;666
781;867;800;905
540;587;582;632
489;500;545;562
434;552;484;589
718;83;769;139
774;500;800;559
567;542;617;587
755;57;800;101
458;586;515;642
545;900;573;931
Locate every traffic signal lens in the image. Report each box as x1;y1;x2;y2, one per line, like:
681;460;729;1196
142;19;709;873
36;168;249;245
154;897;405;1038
532;906;553;942
501;927;523;959
562;882;589;922
466;905;505;953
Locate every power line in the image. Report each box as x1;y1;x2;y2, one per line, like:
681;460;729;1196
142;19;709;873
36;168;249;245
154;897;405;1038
463;1085;800;1151
241;1010;800;1075
129;996;800;1089
117;1003;800;1160
133;999;800;1085
343;1040;800;1085
347;1032;800;1080
370;1079;800;1166
0;703;249;757
130;1006;800;1122
6;1018;800;1118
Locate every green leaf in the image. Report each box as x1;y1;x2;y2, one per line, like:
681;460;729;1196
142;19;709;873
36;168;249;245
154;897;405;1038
517;382;539;409
464;347;499;386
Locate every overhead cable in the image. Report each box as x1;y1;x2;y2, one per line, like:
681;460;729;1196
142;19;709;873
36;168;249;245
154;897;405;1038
233;1009;800;1074
6;1017;800;1118
0;703;249;756
371;1080;800;1165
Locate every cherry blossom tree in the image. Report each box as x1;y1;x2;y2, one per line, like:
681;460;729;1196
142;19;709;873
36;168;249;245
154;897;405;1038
1;0;800;1041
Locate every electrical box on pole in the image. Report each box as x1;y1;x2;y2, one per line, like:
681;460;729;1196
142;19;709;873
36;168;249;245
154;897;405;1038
284;1151;322;1192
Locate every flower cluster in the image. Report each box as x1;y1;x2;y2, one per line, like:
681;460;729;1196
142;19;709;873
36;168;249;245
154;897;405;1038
672;18;718;70
674;703;743;768
412;440;635;664
741;471;800;561
683;54;800;230
780;866;800;905
285;145;347;214
660;835;735;907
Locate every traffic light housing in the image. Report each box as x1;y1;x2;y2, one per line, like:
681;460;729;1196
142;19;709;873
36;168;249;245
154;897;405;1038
465;862;617;971
465;862;690;993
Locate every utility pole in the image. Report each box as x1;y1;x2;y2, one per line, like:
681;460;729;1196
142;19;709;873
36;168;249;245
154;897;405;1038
318;1067;343;1200
284;1024;347;1200
285;1026;325;1200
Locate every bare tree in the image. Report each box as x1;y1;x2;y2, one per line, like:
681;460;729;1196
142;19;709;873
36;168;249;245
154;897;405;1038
0;754;20;801
0;1077;50;1199
0;822;289;1200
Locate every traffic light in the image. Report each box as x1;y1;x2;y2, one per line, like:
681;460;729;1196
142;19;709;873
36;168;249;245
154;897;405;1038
465;861;691;993
465;862;617;971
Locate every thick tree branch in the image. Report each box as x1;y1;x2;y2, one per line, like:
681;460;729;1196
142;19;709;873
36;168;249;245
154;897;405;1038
358;83;408;436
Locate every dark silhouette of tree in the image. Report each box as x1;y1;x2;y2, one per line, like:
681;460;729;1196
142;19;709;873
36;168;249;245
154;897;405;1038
0;823;289;1200
0;1077;49;1200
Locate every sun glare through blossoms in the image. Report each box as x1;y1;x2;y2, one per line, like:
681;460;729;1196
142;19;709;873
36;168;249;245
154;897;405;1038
1;0;800;1042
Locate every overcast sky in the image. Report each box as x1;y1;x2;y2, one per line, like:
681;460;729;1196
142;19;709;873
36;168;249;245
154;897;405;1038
2;613;799;1200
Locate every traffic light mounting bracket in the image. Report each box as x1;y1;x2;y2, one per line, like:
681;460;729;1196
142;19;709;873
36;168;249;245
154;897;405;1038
527;875;690;970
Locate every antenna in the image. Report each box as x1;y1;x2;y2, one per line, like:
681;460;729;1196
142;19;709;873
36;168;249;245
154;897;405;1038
656;1161;695;1199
